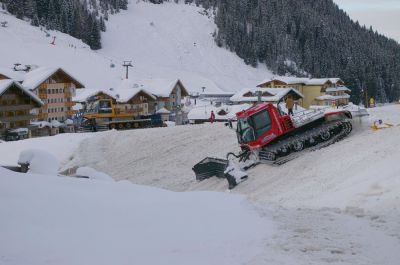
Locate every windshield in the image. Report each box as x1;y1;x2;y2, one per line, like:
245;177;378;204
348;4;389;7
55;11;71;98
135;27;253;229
237;110;272;143
237;117;255;143
251;109;272;139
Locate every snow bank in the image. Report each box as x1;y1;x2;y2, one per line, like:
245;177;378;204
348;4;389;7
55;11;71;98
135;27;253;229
18;149;59;175
0;167;272;265
76;166;114;181
0;133;92;167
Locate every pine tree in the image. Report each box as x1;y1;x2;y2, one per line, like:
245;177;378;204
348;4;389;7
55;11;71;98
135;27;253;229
99;16;106;32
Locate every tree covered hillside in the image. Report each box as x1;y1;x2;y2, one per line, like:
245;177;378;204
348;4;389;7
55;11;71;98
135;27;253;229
213;0;400;103
0;0;128;50
184;0;400;103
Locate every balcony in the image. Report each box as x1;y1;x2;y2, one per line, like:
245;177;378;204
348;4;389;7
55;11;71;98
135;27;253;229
65;110;76;117
126;107;145;114
0;104;36;111
65;101;75;107
1;114;36;122
38;113;48;120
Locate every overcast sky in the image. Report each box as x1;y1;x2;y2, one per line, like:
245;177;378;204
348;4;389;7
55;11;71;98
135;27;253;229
334;0;400;42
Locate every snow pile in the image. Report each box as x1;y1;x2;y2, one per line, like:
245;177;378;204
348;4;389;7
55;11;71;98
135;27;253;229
18;149;59;175
0;167;272;265
76;166;114;181
0;133;92;167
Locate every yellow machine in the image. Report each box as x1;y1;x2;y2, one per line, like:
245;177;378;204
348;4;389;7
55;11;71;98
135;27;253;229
82;99;162;131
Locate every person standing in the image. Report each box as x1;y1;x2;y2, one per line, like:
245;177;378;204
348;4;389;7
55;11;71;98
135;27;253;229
210;110;215;123
285;95;294;116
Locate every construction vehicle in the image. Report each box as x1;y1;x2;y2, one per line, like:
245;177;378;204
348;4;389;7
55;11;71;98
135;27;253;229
193;103;353;188
78;99;164;132
4;128;29;141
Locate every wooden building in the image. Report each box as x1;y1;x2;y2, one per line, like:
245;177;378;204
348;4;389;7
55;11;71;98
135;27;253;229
78;87;157;117
257;77;350;108
21;67;84;122
230;87;304;105
114;79;189;124
116;79;190;112
0;80;43;138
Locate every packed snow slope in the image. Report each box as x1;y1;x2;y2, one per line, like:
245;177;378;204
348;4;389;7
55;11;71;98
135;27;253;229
65;105;400;205
0;1;271;92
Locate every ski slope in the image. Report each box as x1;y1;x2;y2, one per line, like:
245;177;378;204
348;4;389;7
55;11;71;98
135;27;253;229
1;105;400;264
0;1;271;93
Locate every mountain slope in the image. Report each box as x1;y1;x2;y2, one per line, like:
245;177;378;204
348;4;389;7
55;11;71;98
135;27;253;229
0;1;272;93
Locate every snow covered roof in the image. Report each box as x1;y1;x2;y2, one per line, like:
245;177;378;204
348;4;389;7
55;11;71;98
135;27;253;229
326;86;351;93
74;84;157;103
22;67;84;91
305;78;344;85
114;79;157;102
230;87;304;103
73;88;102;102
51;120;63;128
117;78;189;98
30;121;52;128
72;103;83;111
188;103;252;120
0;79;43;106
315;94;350;100
0;67;26;82
156;107;171;114
257;77;344;87
65;119;74;125
257;77;309;86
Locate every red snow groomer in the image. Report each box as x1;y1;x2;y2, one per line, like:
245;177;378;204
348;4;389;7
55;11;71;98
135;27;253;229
233;103;353;164
193;102;353;189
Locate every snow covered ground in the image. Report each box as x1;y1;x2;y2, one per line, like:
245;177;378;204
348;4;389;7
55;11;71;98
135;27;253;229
0;133;91;167
0;168;272;265
1;105;399;264
0;1;271;93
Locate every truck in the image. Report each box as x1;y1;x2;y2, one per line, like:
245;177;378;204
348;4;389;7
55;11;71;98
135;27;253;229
4;128;29;141
79;99;164;132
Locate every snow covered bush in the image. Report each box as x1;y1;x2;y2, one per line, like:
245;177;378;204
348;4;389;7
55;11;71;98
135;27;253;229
18;149;59;175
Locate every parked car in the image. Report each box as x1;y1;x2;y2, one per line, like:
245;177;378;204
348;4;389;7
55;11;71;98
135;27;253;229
5;128;29;141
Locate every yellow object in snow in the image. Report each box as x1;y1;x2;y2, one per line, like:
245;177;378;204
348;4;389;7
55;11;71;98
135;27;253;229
371;120;400;131
369;98;375;107
371;121;395;131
